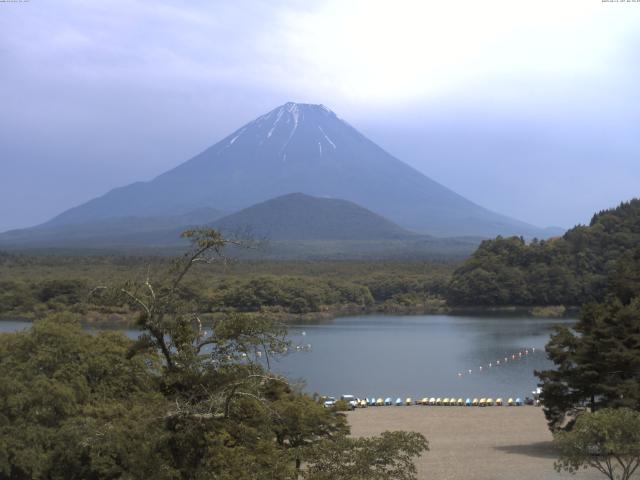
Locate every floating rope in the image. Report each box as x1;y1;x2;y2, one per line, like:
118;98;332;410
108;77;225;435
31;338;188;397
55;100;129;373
456;347;537;378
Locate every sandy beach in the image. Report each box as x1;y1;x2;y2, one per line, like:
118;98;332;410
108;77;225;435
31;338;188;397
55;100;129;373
348;406;607;480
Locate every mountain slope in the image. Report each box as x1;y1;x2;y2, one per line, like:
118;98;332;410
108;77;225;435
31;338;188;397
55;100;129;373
0;192;483;259
212;193;414;241
0;208;223;248
40;102;551;238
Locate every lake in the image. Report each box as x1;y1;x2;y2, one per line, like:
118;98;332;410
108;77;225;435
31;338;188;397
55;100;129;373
1;314;571;400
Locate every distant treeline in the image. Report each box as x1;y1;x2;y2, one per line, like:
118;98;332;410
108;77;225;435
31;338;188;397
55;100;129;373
0;256;452;321
7;199;638;316
446;199;640;307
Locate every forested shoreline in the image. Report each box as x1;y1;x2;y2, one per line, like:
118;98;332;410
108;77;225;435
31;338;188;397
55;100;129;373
0;255;452;324
447;199;640;308
3;199;638;323
1;230;429;479
3;203;640;478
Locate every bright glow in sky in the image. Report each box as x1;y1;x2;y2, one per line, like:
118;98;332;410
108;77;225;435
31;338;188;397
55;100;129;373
1;0;639;231
275;0;630;104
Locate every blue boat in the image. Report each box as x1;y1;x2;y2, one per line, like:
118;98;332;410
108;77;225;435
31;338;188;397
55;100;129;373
395;397;403;406
465;398;472;406
384;397;393;405
515;397;523;406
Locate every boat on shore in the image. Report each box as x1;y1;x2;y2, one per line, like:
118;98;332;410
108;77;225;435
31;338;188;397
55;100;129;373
324;393;531;409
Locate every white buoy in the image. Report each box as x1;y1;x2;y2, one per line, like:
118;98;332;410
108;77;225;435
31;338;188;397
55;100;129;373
479;366;483;371
496;360;500;365
489;362;492;367
468;369;472;374
301;331;306;336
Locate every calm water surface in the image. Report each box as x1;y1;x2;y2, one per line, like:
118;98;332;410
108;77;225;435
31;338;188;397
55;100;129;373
279;314;572;400
1;314;571;400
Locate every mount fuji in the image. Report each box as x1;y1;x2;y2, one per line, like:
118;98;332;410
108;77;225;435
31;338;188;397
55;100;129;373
2;102;558;249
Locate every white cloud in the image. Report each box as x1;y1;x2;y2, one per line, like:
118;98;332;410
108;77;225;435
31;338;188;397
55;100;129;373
268;0;640;104
2;0;638;105
0;0;639;231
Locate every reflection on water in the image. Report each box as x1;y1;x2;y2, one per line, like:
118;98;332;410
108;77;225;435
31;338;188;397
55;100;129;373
1;314;572;400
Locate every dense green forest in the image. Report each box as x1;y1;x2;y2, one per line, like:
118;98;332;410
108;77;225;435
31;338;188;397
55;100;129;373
0;253;452;323
537;246;640;431
0;230;428;479
4;199;638;319
447;199;640;307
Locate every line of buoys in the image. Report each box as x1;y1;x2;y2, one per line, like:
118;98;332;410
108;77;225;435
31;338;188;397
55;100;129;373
456;347;538;378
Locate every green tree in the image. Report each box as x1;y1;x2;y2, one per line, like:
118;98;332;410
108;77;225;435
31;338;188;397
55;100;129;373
536;249;640;431
447;199;640;307
1;229;430;479
102;229;357;478
268;384;349;471
554;408;640;480
303;431;428;480
0;313;172;480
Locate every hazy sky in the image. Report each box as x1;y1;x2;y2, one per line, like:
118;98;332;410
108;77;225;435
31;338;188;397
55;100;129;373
1;0;639;232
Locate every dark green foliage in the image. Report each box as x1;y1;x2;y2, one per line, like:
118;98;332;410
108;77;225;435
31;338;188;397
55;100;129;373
0;255;454;320
536;248;640;431
448;199;640;306
610;248;640;305
0;279;89;315
267;381;349;471
362;273;447;302
554;408;640;480
303;431;428;480
37;279;87;303
217;276;374;313
2;228;429;479
0;314;171;480
0;280;34;311
212;193;414;241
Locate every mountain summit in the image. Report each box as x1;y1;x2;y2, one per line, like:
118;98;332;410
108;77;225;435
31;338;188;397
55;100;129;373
42;102;549;237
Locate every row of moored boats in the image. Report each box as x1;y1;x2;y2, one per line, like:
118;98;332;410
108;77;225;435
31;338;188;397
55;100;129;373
325;395;531;409
358;397;526;407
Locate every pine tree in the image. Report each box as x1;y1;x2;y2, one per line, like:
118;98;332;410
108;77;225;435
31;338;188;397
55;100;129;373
537;248;640;431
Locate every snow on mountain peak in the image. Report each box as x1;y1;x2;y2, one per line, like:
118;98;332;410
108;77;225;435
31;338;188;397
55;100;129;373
221;102;341;157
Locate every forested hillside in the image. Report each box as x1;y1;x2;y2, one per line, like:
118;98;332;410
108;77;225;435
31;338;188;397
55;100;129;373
0;254;452;322
212;193;413;240
447;199;640;306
